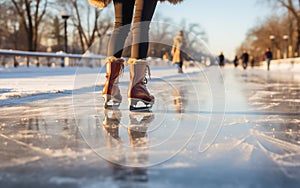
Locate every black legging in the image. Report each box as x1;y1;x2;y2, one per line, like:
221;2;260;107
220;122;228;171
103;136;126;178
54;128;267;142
107;0;157;59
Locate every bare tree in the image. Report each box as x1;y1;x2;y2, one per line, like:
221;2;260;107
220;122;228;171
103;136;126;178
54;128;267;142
179;20;208;60
264;0;300;55
237;15;292;60
64;0;113;53
0;1;13;48
51;16;63;50
149;15;175;57
11;0;48;51
148;14;208;59
0;1;25;49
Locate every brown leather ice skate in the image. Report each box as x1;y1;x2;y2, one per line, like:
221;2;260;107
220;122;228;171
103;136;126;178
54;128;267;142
127;59;155;111
102;57;124;108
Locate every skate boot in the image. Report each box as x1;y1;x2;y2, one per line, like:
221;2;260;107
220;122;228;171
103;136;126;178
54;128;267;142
102;57;124;108
128;59;155;112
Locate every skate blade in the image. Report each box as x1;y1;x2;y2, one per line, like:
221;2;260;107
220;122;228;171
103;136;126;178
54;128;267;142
129;106;152;112
129;98;153;112
104;103;121;109
103;95;121;109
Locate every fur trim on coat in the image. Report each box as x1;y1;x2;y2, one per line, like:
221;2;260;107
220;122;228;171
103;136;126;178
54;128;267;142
160;0;184;4
88;0;112;9
88;0;184;9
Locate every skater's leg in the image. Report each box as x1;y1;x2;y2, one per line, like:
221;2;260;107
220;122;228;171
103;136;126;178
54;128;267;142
127;0;158;111
267;59;270;71
107;0;135;58
103;0;134;108
178;61;183;73
131;0;157;59
243;62;247;70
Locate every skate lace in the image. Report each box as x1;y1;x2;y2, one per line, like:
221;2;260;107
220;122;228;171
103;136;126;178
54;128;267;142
143;65;151;84
120;63;124;76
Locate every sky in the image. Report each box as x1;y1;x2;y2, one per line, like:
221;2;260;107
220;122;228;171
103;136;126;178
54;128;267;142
155;0;270;58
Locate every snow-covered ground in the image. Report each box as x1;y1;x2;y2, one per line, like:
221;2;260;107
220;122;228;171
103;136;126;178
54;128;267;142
0;64;203;107
258;60;300;73
0;67;79;101
0;63;300;188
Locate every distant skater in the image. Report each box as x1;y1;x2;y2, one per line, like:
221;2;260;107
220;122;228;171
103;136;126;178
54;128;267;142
241;50;249;70
265;48;273;71
250;56;255;68
172;30;186;73
233;55;238;68
218;52;225;67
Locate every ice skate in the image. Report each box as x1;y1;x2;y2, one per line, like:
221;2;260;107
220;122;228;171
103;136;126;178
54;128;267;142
128;59;154;112
102;57;124;109
129;98;154;112
103;95;122;109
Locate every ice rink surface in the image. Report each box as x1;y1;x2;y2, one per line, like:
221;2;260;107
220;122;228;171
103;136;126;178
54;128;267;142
0;64;299;188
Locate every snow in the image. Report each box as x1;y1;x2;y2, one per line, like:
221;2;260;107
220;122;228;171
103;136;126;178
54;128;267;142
0;65;203;104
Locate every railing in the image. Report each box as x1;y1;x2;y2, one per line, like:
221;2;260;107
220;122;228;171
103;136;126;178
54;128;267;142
258;57;300;70
0;49;185;68
269;57;300;64
0;49;106;67
3;49;298;69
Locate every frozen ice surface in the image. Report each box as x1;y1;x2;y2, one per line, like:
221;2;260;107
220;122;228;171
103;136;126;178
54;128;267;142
0;64;300;188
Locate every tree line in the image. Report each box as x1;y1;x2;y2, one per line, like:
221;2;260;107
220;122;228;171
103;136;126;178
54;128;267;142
0;0;207;60
237;0;300;61
0;0;113;54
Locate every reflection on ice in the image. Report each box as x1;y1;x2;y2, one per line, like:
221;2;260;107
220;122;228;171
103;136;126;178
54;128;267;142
173;86;188;113
93;109;154;168
101;109;154;182
0;104;95;169
75;78;200;167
